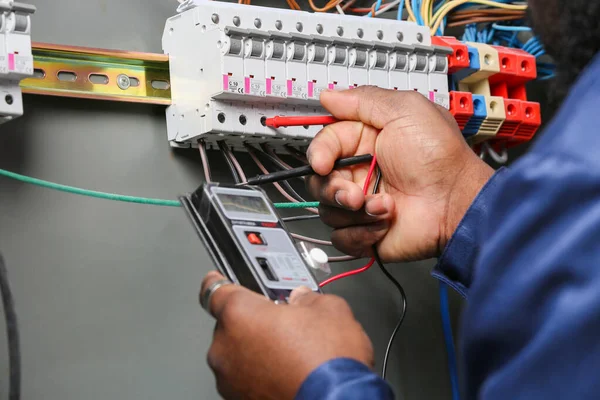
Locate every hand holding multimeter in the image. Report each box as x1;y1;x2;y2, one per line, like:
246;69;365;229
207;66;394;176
180;153;374;302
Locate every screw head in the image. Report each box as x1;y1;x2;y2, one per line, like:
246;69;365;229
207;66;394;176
336;26;344;36
211;13;219;24
275;20;282;30
397;31;404;41
254;18;261;28
296;22;303;32
416;33;423;43
356;28;364;38
117;74;131;90
316;24;323;34
377;30;383;40
5;94;13;105
233;16;240;27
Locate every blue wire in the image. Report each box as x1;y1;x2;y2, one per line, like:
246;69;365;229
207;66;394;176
491;23;531;32
440;282;460;400
397;0;405;20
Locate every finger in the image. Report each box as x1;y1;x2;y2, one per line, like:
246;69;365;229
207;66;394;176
330;221;391;257
319;193;396;228
320;86;428;130
288;286;321;306
200;271;262;320
306;172;365;211
307;120;376;176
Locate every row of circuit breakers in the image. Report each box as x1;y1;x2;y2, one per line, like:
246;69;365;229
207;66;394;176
163;1;541;152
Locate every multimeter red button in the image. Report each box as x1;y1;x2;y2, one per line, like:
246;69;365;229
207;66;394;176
246;232;264;245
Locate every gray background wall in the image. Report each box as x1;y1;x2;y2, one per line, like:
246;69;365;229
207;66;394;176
0;0;466;398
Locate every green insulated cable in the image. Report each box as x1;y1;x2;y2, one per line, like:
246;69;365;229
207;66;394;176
0;168;318;209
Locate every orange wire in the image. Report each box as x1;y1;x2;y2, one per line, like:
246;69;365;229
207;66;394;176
308;0;343;12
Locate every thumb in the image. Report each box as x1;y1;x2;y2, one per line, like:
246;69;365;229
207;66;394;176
289;286;320;306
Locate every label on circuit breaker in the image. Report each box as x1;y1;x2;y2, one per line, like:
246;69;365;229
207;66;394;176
430;92;449;109
267;79;287;98
287;80;308;99
307;81;327;99
245;77;266;97
0;55;7;74
12;55;32;75
223;74;245;94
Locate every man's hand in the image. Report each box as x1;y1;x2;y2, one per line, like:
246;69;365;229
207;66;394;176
307;87;494;262
201;271;374;400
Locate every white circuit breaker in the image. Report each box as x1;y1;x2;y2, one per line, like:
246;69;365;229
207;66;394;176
0;0;34;125
163;1;449;150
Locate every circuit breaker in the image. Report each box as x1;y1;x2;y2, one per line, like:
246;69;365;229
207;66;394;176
0;0;34;125
162;1;447;150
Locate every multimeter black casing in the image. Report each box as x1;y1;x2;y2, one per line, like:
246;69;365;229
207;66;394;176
180;183;320;301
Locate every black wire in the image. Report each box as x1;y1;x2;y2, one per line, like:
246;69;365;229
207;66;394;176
372;169;407;380
247;144;308;203
218;141;241;184
0;253;20;400
282;214;321;222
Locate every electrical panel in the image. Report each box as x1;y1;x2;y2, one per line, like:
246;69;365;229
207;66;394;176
0;0;34;125
162;1;448;150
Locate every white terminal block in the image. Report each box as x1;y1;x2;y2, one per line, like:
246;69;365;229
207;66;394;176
162;0;438;149
0;1;34;125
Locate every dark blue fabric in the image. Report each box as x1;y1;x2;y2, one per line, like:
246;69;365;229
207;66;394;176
295;358;394;400
296;53;600;400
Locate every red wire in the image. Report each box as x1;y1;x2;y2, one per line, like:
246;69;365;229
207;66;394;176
319;155;378;288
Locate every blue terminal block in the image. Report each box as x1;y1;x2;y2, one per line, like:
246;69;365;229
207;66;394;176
452;45;480;83
462;94;487;137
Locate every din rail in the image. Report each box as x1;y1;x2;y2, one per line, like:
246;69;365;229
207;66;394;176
21;42;171;105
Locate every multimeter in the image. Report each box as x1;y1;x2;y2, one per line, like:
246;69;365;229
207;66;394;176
179;183;321;302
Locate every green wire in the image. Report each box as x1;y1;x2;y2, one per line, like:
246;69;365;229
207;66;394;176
0;168;319;210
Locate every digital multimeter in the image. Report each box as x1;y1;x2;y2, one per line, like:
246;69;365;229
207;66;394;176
180;183;320;302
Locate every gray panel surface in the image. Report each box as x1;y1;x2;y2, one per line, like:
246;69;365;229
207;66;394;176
0;0;462;399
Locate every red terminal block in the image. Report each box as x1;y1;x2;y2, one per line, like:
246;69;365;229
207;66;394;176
490;47;537;101
449;91;474;131
515;101;541;140
496;99;523;139
264;115;338;128
432;36;470;74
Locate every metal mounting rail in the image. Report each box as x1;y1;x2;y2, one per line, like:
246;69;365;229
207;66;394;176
21;42;171;105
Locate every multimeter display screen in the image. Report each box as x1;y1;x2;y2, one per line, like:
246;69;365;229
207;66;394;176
217;193;272;215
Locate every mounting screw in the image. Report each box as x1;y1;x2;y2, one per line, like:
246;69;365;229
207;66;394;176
233;16;241;27
254;18;261;28
316;24;323;34
397;31;404;42
296;22;303;32
275;20;282;30
416;33;423;43
5;94;13;105
117;74;131;90
336;26;344;36
356;28;364;38
377;30;383;40
211;13;219;24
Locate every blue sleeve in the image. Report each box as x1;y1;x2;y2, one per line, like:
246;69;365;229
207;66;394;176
431;168;509;297
459;151;600;399
295;358;394;400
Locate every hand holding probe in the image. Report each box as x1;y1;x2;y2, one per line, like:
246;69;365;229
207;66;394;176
241;154;373;186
